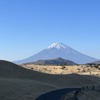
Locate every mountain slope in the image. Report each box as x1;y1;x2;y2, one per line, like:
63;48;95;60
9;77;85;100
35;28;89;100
25;57;77;65
15;43;98;64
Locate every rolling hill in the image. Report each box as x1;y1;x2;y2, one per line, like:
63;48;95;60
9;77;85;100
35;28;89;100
0;60;100;100
88;61;100;65
25;57;77;65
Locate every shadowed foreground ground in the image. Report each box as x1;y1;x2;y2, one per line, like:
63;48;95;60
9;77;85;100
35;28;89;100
0;60;100;100
35;88;80;100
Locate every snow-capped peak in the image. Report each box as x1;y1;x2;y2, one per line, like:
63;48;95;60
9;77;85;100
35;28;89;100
15;42;98;64
48;43;68;49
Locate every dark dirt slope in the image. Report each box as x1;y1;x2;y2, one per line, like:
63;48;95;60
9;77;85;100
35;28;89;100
0;60;100;87
0;60;100;100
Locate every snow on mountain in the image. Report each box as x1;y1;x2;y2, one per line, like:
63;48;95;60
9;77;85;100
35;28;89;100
48;43;67;49
14;43;98;64
48;43;80;54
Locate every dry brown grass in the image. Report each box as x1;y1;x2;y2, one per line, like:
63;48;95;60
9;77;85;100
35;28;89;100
21;64;100;75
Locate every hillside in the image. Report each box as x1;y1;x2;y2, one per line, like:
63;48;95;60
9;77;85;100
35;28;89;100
88;61;100;65
0;60;100;100
25;57;77;65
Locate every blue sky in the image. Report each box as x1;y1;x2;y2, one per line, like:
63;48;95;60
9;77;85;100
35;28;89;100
0;0;100;61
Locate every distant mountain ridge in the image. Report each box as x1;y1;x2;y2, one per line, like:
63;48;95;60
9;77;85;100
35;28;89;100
88;61;100;65
25;57;77;65
14;43;98;64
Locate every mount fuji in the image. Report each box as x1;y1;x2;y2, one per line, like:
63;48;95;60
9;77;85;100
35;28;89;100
15;43;98;64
